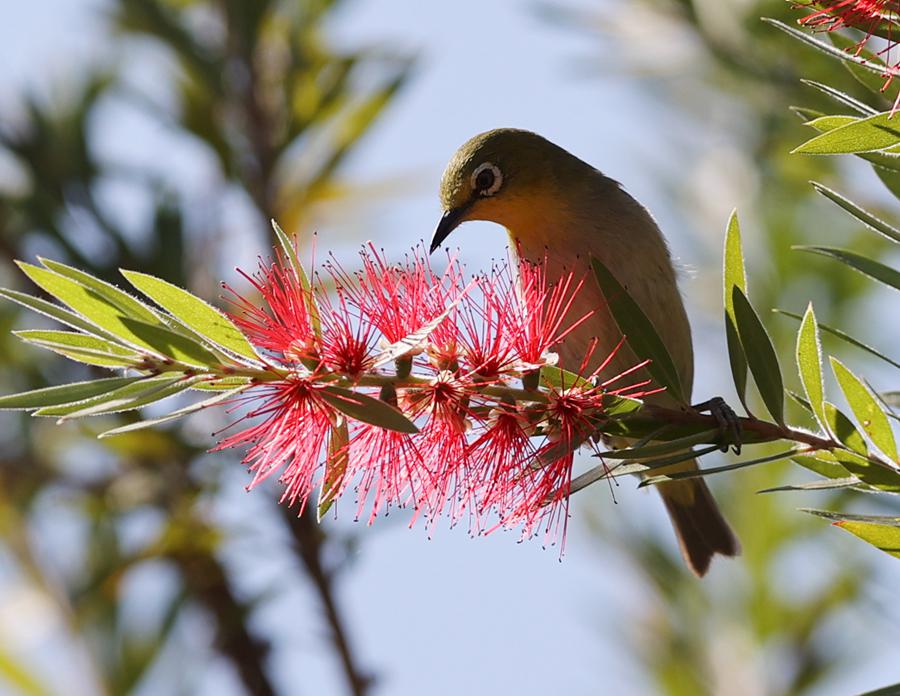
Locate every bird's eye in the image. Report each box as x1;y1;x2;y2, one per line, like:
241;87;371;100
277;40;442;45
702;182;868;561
471;162;503;197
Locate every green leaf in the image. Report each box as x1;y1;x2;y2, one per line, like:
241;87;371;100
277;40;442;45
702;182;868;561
601;394;644;418
16;263;218;364
41;258;162;325
794;246;900;291
832;450;900;493
830;32;900;105
858;682;900;696
723;210;749;411
759;477;859;493
122;269;260;362
0;376;141;410
811;181;900;244
595;428;720;460
35;374;196;419
539;365;592;390
796;304;827;433
791;452;852;480
0;287;120;340
590;256;684;403
15;330;142;368
319;386;418;434
792;112;900;155
732;287;785;425
97;385;250;438
835;519;900;559
776;309;900;370
831;357;898;461
763;18;886;72
271;220;320;336
638;449;796;487
824;402;869;457
800;79;877;116
192;376;253;391
371;294;465;369
318;422;349;521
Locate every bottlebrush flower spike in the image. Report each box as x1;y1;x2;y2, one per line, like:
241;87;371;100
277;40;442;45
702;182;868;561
211;240;656;551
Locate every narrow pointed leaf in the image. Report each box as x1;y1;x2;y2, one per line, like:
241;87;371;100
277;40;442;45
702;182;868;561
776;309;900;370
98;385;250;437
601;394;643;418
723;210;749;409
318;422;350;520
0;376;141;410
758;477;859;493
811;182;900;244
271;220;320;336
591;256;684;403
122;269;260;362
834;519;900;559
792;452;852;480
0;287;120;339
831;357;898;461
595;428;720;460
794;246;900;291
371;292;466;369
824;402;869;456
638;449;796;487
16;262;215;363
319;386;418;433
539;365;592;390
792;112;900;155
15;330;142;368
40;258;162;324
763;18;888;73
832;450;900;493
192;376;253;391
732;287;785;425
38;374;200;419
830;32;900;104
796;304;827;433
800;79;877;116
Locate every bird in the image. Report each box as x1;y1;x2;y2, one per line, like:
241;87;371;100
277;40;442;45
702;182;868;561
431;128;739;576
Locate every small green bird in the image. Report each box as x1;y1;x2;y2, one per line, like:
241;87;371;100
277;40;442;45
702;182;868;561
432;128;738;576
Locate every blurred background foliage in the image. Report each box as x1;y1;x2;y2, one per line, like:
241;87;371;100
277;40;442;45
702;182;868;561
0;0;897;694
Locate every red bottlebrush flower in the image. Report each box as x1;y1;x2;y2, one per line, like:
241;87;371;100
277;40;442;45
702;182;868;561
316;285;377;377
797;1;900;109
799;1;898;32
509;255;594;369
215;377;336;513
225;255;317;361
456;265;519;379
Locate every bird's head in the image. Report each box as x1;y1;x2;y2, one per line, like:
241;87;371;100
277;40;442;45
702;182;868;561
432;128;591;253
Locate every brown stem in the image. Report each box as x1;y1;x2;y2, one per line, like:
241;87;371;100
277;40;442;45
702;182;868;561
282;508;373;696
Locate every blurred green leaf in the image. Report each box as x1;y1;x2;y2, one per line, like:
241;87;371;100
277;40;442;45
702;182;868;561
319;386;418;434
0;644;52;696
811;182;900;244
831;357;898;461
591;256;684;403
794;246;900;292
796;303;827;432
732;287;785;425
723;210;750;411
0;376;141;410
122;269;260;363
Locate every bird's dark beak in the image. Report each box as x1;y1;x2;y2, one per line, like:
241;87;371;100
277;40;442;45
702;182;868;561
430;206;469;254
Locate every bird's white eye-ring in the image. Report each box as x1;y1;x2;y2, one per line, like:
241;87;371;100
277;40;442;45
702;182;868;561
471;162;503;197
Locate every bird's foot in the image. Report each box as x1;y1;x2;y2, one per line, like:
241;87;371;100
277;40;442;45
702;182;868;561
692;397;742;455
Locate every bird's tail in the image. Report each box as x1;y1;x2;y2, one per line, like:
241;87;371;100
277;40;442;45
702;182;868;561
659;474;740;577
